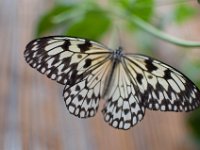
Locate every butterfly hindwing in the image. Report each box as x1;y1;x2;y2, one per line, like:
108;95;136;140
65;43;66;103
123;54;200;112
102;62;145;129
63;58;113;118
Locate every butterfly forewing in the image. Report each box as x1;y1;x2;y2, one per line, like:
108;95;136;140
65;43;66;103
123;54;200;112
24;36;111;85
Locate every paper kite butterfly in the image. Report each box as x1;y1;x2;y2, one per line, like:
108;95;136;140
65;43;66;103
24;36;200;130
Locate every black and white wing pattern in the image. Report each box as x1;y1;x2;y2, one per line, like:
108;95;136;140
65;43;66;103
24;36;113;118
24;36;200;130
24;36;111;85
63;58;113;118
102;62;145;129
123;54;200;112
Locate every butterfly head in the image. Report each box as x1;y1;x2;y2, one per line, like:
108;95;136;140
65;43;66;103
113;46;123;60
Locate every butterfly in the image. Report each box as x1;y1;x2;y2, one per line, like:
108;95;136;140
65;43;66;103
24;36;200;130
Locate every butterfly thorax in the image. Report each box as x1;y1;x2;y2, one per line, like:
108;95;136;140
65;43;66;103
112;47;123;61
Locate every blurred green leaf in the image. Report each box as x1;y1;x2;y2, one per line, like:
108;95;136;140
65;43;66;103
117;0;154;21
36;5;75;36
35;0;200;46
174;4;197;24
66;9;111;40
130;0;154;21
118;0;154;31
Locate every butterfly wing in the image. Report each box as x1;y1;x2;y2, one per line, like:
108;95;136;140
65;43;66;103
63;55;113;118
102;62;145;129
123;54;200;112
24;36;111;85
24;36;114;118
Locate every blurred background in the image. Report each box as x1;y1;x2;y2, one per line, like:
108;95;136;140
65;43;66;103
1;0;200;150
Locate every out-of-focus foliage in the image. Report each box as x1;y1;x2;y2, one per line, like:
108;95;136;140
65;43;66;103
36;5;74;36
66;9;111;39
36;0;199;41
113;0;154;21
35;0;200;146
174;4;198;23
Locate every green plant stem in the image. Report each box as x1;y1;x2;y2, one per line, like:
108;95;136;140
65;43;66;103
115;11;200;48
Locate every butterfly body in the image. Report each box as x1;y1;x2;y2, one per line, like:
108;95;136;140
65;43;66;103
112;46;123;60
24;36;200;130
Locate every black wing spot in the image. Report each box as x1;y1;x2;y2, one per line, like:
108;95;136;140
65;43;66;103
62;40;71;50
78;95;83;101
76;85;80;91
70;70;78;84
136;73;143;84
145;59;158;72
148;75;153;79
124;109;130;115
164;69;172;80
78;40;92;52
131;102;136;108
83;59;92;68
77;54;82;59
